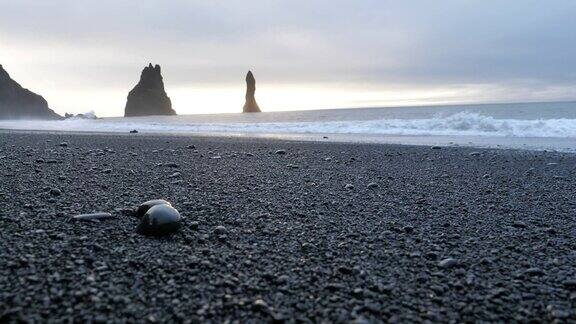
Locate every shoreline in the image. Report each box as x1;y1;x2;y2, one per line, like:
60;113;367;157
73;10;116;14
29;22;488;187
2;128;576;153
1;132;575;322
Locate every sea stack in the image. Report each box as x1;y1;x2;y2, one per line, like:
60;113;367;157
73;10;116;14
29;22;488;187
124;64;176;117
0;64;61;120
243;71;261;113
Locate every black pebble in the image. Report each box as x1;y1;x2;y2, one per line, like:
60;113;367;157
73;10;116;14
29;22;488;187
136;204;182;237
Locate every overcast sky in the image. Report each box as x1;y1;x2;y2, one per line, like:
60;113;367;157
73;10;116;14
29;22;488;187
1;0;575;116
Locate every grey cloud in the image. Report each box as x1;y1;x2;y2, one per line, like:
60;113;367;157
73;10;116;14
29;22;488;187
0;0;575;98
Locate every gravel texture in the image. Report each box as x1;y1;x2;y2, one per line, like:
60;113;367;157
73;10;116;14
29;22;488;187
0;132;575;322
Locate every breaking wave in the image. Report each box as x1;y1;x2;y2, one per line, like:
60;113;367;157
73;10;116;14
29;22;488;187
302;112;576;138
2;112;576;138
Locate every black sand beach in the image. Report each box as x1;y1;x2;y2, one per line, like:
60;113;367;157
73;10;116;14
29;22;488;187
0;131;575;322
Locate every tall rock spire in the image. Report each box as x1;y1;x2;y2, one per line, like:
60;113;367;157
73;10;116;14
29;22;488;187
124;63;176;117
0;64;61;120
243;71;261;113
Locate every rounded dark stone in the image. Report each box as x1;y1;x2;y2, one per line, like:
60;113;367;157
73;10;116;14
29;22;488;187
135;199;171;218
438;258;458;268
136;204;182;237
214;225;227;235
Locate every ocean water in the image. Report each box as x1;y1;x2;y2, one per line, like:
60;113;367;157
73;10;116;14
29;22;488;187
2;101;576;152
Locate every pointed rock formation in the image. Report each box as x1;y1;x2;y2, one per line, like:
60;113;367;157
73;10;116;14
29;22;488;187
243;71;261;113
0;64;61;120
124;64;176;117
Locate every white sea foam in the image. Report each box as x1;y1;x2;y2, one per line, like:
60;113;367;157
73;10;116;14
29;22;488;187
2;112;576;138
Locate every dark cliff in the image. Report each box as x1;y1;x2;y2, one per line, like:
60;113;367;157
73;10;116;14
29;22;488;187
0;64;61;120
